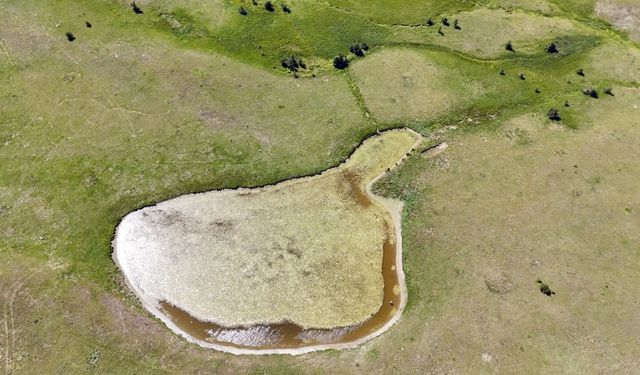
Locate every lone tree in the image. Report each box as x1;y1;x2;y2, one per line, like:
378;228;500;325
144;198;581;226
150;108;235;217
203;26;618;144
131;1;143;14
454;19;461;30
438;27;444;36
576;68;584;76
546;42;559;54
547;108;561;121
505;41;514;52
499;69;506;75
349;44;364;57
441;17;450;26
239;6;248;15
564;100;570;107
519;73;526;80
535;87;541;94
282;4;291;13
604;87;614;96
65;32;76;42
583;88;599;98
85;21;92;28
264;1;275;12
425;18;434;26
333;54;349;69
360;43;369;51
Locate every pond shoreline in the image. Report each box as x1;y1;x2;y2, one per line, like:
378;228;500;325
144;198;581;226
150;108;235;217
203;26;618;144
112;129;422;355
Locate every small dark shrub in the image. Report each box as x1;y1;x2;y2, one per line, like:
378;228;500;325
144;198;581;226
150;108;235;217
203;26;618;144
576;68;584;76
438;27;444;36
519;73;526;80
333;54;349;69
537;280;556;296
505;41;514;52
85;21;92;28
131;1;143;14
604;87;614;96
564;100;570;107
265;1;275;12
425;18;434;26
499;69;506;76
547;109;561;121
281;56;305;72
239;6;248;15
360;43;369;51
65;32;76;42
546;42;559;54
454;19;460;30
282;4;291;13
441;17;449;26
583;88;599;98
281;57;297;71
535;87;541;94
349;44;364;57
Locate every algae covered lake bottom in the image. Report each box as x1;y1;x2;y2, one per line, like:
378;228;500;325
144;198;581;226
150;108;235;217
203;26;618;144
113;130;422;353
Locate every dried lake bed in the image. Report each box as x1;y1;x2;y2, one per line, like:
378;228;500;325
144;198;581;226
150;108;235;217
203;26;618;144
113;129;422;354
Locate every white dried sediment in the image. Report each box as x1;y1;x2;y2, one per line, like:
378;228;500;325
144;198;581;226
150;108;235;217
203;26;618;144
113;129;422;353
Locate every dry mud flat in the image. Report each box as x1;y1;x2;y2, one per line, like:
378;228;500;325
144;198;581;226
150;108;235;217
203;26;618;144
113;129;422;354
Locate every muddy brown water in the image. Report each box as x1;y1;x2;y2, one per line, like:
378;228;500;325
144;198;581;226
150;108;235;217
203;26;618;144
157;174;402;350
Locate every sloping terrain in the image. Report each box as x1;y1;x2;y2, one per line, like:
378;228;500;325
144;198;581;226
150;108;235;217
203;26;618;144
1;0;639;373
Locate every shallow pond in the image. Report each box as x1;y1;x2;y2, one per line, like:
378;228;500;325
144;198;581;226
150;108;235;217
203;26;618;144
113;129;421;354
158;235;401;350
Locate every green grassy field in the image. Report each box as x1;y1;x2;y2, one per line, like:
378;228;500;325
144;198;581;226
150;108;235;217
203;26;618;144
1;0;639;373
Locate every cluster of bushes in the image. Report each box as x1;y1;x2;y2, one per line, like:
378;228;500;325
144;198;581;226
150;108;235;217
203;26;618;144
349;43;369;57
424;16;461;36
583;87;614;98
240;1;291;16
65;1;144;43
497;41;617;122
504;40;559;54
332;43;369;70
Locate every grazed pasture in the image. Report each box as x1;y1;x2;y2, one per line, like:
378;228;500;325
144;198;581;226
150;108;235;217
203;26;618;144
1;0;639;373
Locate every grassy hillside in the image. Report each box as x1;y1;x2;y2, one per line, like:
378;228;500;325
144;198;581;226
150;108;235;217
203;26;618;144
1;0;639;373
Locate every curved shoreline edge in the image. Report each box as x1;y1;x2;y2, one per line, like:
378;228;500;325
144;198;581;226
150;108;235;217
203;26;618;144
112;128;423;355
